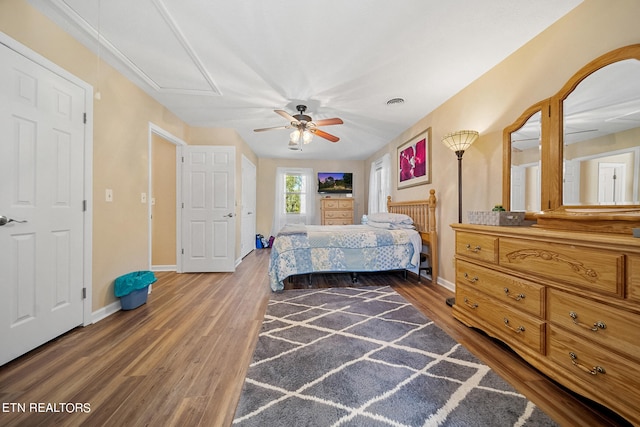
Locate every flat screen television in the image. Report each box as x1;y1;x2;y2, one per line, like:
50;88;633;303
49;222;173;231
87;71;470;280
317;172;353;194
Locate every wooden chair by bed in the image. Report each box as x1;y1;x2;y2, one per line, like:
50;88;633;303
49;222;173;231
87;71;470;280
387;189;438;282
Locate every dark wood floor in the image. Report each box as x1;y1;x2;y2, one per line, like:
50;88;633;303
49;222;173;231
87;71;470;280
0;249;631;427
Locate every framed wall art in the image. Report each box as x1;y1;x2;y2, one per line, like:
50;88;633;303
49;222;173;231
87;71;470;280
397;127;431;189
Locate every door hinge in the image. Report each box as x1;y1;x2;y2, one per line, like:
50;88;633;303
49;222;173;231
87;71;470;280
181;156;184;163
181;248;184;254
182;202;184;209
82;200;87;212
82;287;87;299
83;112;87;124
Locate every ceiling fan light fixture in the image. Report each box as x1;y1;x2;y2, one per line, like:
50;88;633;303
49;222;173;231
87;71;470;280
302;130;313;144
290;129;300;143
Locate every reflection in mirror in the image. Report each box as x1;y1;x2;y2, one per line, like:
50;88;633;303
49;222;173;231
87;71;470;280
563;58;640;205
510;111;542;211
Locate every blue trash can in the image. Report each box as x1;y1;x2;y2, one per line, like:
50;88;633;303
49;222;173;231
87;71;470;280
114;271;157;310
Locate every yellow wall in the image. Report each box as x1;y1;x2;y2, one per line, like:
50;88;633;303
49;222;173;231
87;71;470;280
364;0;640;286
151;134;177;266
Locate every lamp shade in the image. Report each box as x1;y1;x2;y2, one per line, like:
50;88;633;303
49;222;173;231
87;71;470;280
441;130;479;153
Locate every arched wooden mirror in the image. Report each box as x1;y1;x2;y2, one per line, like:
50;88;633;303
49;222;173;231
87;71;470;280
503;44;640;232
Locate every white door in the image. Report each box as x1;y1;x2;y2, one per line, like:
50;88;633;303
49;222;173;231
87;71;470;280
0;43;86;365
241;155;256;258
563;159;581;204
510;166;525;211
181;146;236;272
598;162;625;204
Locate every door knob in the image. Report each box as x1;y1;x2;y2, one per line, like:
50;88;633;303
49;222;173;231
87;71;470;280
223;213;236;218
0;215;27;226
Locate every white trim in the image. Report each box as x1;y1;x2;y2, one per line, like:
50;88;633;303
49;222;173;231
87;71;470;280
0;31;94;327
438;277;455;293
151;264;177;272
147;123;186;271
91;300;122;324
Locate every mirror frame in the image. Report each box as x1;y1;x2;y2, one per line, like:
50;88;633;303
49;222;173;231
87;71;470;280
503;44;640;219
502;100;549;214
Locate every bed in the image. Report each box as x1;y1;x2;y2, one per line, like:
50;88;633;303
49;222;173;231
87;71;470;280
268;189;438;291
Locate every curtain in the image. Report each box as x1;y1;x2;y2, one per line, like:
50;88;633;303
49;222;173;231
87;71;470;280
271;167;315;236
368;153;391;214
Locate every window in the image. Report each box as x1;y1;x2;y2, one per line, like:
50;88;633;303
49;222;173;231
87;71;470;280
285;173;306;214
368;153;391;214
272;167;315;235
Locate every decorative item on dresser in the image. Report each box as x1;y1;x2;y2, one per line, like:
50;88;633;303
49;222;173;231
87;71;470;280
451;224;640;426
320;197;354;225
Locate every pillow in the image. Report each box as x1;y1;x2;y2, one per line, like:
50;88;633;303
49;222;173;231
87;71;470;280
367;212;413;224
366;221;392;229
367;220;415;230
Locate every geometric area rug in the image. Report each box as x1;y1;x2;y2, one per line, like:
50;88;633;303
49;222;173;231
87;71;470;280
233;286;558;427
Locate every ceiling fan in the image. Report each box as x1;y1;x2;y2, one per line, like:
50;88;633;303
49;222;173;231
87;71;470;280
254;105;343;148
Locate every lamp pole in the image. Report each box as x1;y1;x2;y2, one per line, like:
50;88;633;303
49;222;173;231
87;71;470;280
455;150;464;223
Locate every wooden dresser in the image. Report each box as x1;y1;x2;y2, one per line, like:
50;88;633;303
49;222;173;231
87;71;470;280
320;198;354;225
451;223;640;425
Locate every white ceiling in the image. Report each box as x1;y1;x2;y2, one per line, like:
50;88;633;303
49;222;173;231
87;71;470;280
28;0;583;160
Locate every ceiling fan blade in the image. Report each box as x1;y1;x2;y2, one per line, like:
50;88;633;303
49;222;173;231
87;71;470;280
311;128;340;143
275;109;298;124
312;118;343;127
253;125;291;132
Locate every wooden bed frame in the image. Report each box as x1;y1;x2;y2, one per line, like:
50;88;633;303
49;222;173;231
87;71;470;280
387;188;438;282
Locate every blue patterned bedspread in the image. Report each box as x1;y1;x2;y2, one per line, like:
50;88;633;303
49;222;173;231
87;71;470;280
269;225;421;291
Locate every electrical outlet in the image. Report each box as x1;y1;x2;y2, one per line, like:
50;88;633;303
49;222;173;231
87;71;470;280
105;189;113;202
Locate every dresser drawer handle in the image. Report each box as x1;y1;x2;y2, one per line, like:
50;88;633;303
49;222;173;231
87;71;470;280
465;244;481;253
503;318;525;334
463;297;478;309
503;287;525;301
463;273;478;283
569;352;606;375
569;312;606;332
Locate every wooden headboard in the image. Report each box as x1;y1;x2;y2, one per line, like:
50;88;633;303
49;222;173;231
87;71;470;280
387;189;438;281
387;189;437;234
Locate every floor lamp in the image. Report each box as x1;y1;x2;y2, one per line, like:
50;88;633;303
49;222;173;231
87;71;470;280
441;130;479;306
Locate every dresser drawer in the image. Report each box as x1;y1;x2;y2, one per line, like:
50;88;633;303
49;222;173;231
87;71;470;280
323;218;352;226
456;284;544;353
456;260;544;317
324;210;352;219
455;232;498;263
628;255;640;303
547;326;640;422
498;238;623;297
548;289;640;360
322;199;353;209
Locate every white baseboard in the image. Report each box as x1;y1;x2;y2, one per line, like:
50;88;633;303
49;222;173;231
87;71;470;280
151;265;176;272
436;276;455;293
91;300;122;324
